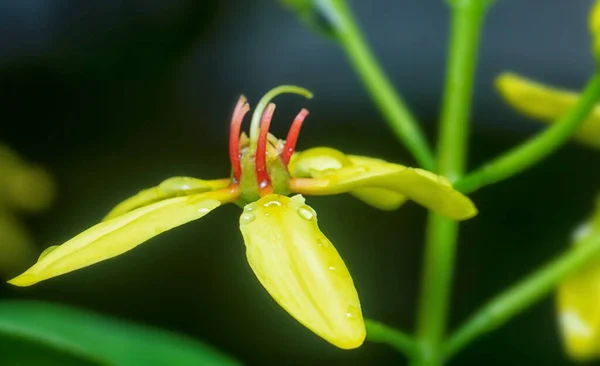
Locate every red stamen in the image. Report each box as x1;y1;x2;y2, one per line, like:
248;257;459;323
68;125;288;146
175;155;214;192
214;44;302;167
256;103;276;195
229;96;249;182
281;108;309;166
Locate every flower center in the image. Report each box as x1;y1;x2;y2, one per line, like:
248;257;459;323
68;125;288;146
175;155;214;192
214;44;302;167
227;86;312;203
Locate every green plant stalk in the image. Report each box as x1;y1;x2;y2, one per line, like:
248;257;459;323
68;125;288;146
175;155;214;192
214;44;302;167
455;72;600;194
412;1;488;365
325;0;435;170
445;233;600;357
365;319;417;357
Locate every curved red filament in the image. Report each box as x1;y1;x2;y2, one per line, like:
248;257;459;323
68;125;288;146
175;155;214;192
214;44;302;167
281;108;309;166
256;103;276;195
228;96;249;182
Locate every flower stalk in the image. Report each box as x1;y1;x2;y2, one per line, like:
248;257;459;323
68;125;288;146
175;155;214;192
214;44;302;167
455;73;600;194
445;232;600;358
413;1;488;365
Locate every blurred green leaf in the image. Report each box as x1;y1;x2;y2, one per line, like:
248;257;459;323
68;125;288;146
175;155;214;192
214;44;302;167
279;0;339;38
0;301;241;366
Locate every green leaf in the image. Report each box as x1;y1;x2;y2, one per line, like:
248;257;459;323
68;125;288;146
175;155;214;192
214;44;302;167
0;301;241;366
278;0;339;39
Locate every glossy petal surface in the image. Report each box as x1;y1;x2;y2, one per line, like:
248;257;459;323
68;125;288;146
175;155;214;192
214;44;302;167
496;72;600;148
557;196;600;360
290;148;476;220
104;177;230;220
239;194;366;349
289;147;407;210
8;189;237;286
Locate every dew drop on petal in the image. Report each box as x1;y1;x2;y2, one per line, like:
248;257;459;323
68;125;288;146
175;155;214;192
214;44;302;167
244;202;257;212
263;200;282;208
197;207;210;214
38;245;59;260
297;205;315;220
328;261;350;278
317;238;330;248
240;212;256;225
346;305;360;320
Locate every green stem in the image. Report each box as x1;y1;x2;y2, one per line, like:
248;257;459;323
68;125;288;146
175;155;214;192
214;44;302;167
365;318;417;357
455;73;600;194
248;85;313;153
414;215;460;365
323;0;435;170
445;233;600;358
412;1;488;365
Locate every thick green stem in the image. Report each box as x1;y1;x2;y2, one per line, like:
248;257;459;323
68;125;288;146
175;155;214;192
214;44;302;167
445;233;600;357
324;0;435;170
365;319;417;357
455;73;600;194
413;215;460;365
412;1;488;365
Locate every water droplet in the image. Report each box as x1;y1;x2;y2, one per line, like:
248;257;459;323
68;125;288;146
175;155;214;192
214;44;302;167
297;205;315;220
328;260;350;278
39;245;59;260
240;212;256;225
346;305;360;320
197;207;210;214
244;203;257;212
263;200;282;208
317;238;329;248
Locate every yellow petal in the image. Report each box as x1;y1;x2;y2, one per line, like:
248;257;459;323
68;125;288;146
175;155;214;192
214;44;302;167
8;188;238;287
104;177;230;220
346;155;408;210
349;187;408;211
290;164;476;221
239;194;366;349
495;72;600;149
557;263;600;361
288;147;351;177
557;196;600;360
289;147;407;210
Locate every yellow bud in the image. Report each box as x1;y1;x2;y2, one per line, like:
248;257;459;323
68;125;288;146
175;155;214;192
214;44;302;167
239;194;366;349
557;196;600;360
496;72;600;149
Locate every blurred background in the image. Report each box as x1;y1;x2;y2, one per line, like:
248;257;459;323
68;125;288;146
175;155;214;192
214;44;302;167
1;0;599;364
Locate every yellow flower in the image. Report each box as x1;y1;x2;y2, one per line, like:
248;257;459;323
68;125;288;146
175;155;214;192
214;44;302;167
495;72;600;149
8;86;477;349
557;196;600;361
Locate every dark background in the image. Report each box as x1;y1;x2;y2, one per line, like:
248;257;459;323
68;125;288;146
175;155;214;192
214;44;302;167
1;0;600;364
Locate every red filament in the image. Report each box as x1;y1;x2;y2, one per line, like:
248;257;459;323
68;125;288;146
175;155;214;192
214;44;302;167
256;103;276;195
228;96;249;182
281;108;309;166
